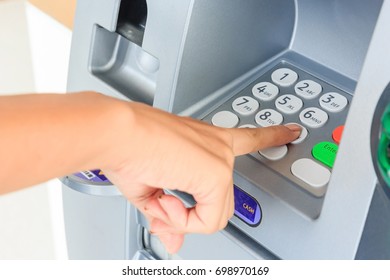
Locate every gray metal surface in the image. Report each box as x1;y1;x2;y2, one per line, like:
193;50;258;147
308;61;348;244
63;0;390;260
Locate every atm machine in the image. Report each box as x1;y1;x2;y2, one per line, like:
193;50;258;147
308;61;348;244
62;0;390;259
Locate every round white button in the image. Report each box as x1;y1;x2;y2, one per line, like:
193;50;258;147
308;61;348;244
232;96;259;115
271;68;298;87
211;111;239;128
319;92;348;113
259;145;288;161
285;123;308;144
275;94;303;114
255;109;283;127
252;82;279;101
299;107;328;128
295;80;322;99
239;124;257;128
291;158;331;197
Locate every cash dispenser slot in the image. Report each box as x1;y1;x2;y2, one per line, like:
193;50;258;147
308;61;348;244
116;0;147;47
89;0;159;105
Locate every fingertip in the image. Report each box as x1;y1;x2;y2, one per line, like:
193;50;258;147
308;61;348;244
284;123;302;133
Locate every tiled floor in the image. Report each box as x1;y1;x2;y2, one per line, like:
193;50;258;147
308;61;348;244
0;0;71;259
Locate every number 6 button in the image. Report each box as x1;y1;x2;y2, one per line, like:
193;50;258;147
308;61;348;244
299;107;328;128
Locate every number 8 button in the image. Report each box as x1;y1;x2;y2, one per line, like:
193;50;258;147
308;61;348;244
299;107;328;128
255;109;283;127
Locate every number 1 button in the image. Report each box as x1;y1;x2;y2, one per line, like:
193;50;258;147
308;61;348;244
271;68;298;87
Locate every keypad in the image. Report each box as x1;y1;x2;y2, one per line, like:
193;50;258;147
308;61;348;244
203;62;351;197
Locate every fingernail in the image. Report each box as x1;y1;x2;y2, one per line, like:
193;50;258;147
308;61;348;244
285;124;302;132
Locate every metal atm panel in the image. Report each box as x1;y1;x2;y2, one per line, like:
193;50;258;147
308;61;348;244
63;0;390;259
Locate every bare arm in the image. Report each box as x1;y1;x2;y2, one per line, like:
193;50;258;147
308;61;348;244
0;91;301;252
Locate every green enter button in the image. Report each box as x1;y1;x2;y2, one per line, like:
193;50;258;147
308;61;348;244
312;141;339;168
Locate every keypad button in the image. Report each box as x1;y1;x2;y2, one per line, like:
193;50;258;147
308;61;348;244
275;94;303;114
271;68;298;87
285;123;308;144
332;125;344;144
291;158;331;197
312;142;339;168
259;145;288;161
211;111;239;128
232;96;259;115
255;109;283;127
299;107;328;128
252;82;279;101
239;124;257;128
295;80;322;99
319;92;348;113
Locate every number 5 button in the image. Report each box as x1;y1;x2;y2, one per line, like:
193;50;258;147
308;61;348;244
299;107;328;128
275;94;303;114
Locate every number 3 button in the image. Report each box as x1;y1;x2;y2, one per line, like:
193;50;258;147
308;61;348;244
319;92;348;113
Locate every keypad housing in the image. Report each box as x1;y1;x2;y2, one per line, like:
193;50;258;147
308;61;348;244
203;62;352;200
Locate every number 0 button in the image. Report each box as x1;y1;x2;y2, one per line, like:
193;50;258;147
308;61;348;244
299;107;328;128
271;68;298;87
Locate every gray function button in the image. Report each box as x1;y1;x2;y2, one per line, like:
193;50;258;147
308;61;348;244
252;82;279;101
295;80;322;99
255;109;283;127
232;96;259;115
211;111;239;128
291;158;331;197
275;94;303;114
319;92;348;113
271;68;298;87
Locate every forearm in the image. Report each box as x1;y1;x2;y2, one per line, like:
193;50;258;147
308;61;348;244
0;91;133;194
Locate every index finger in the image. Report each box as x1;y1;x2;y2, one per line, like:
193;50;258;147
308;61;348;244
228;124;302;156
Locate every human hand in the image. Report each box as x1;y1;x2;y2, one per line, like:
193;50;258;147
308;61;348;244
102;102;301;254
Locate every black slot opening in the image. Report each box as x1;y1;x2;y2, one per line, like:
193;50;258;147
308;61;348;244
116;0;147;46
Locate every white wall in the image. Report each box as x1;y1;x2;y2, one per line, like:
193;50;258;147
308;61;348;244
0;0;71;259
